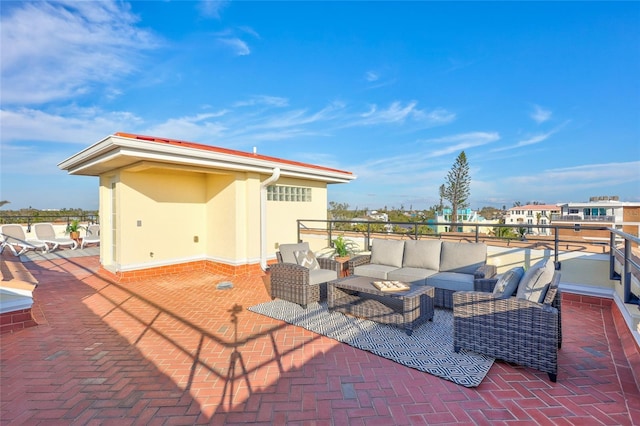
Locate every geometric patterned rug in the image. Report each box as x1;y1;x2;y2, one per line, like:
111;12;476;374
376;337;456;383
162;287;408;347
248;300;494;387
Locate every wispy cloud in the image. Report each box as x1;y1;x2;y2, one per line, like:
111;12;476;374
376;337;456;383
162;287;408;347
233;96;289;108
213;26;259;56
492;122;568;153
365;71;379;82
0;103;310;147
144;120;227;143
198;0;228;19
351;101;456;127
491;131;554;153
422;132;500;157
0;107;143;144
218;37;251;56
350;131;500;186
0;1;158;105
363;69;396;89
445;57;476;73
511;162;640;186
0;143;74;176
531;104;552;124
1;95;460;153
413;108;457;126
501;161;640;200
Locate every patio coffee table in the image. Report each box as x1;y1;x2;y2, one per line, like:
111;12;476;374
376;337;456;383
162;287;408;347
327;275;434;335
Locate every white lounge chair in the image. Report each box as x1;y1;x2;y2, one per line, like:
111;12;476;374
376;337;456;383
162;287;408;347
34;223;78;251
81;224;100;249
0;224;49;256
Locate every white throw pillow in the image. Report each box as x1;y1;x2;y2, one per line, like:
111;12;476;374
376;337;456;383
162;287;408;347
516;259;555;303
294;250;320;270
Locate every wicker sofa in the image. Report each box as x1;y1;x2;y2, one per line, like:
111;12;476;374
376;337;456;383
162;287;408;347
453;260;562;382
348;239;497;308
270;242;341;308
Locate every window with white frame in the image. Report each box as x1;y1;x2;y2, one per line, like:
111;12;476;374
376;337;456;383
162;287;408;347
267;185;312;202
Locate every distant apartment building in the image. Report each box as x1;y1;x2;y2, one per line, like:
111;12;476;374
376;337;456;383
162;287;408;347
553;196;640;242
436;208;498;234
505;205;560;236
367;210;389;222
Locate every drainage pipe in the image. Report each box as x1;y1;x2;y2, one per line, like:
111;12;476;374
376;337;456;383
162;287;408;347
260;168;280;270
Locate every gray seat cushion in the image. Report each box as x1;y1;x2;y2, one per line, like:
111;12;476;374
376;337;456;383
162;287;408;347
309;268;338;286
370;239;405;268
402;240;442;270
387;267;438;286
492;267;525;299
279;242;310;264
426;272;474;292
516;259;555;303
353;264;399;280
439;242;486;274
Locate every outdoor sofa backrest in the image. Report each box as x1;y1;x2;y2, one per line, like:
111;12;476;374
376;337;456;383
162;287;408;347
370;239;486;273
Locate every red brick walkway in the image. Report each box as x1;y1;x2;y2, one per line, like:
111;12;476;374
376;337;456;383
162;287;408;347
1;254;638;424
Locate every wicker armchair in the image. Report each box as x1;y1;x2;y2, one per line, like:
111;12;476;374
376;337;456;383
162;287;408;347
453;271;562;382
270;243;340;308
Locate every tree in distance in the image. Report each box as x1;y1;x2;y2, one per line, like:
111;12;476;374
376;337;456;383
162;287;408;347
442;151;470;226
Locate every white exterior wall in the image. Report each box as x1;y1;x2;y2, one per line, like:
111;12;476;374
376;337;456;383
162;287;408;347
95;168;330;272
506;207;557;235
115;170;207;270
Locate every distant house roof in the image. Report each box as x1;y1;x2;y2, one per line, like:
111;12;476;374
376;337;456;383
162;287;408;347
508;204;560;211
58;132;356;183
558;201;640;208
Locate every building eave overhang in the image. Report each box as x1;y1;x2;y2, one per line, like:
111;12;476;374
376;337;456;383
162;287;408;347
58;133;356;184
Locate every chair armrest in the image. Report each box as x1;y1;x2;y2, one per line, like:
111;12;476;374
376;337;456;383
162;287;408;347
474;264;496;279
269;262;310;286
474;277;498;292
453;291;558;320
317;257;341;273
348;254;371;275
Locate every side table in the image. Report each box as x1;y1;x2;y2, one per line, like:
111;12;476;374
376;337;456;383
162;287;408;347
334;257;350;278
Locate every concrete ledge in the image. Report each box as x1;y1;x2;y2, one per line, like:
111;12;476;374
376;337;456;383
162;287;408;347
0;258;39;333
559;282;615;300
0;281;37;314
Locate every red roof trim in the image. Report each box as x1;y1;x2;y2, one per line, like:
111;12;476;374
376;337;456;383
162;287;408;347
114;132;353;176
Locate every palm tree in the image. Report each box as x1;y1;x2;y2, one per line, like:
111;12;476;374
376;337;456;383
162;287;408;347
490;225;516;239
517;227;528;240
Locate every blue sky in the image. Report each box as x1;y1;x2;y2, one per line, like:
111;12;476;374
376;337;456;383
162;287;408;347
1;1;639;211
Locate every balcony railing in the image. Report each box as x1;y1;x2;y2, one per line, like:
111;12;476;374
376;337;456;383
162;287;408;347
297;219;639;304
0;214;99;233
610;229;640;304
551;214;616;222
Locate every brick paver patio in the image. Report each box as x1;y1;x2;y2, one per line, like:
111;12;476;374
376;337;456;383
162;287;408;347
1;253;639;424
